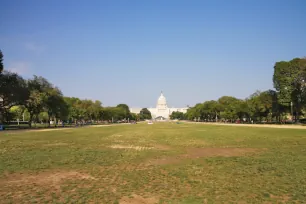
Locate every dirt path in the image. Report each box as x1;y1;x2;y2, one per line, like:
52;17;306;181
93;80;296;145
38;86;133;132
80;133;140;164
188;122;306;129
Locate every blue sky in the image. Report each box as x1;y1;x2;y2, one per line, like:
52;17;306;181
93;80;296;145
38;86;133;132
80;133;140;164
1;0;306;108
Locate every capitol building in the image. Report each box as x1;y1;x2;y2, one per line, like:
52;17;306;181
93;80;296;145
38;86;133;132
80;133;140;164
130;92;189;120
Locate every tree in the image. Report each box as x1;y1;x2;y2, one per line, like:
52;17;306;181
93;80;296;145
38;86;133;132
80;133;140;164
218;96;240;122
45;87;67;126
10;106;26;121
63;97;103;123
273;58;306;121
170;111;184;120
24;76;51;127
25;90;46;127
0;71;29;123
130;113;137;120
92;100;103;121
185;103;203;121
101;107;126;121
139;108;152;120
101;107;112;121
116;104;131;119
64;97;81;123
0;50;3;74
38;111;49;124
202;100;222;121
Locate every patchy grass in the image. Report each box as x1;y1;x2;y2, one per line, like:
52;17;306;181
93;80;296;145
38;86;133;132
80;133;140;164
0;123;306;203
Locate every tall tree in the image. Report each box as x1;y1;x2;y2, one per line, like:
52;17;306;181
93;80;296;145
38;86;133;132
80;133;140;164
25;76;51;127
45;87;67;126
25;90;46;127
185;103;203;121
218;96;240;122
273;58;306;121
0;71;29;123
140;108;152;120
116;104;130;118
10;106;26;121
0;52;29;123
0;50;3;74
170;111;184;120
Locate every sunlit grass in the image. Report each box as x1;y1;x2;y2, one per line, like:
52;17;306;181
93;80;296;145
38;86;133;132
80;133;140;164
0;123;305;203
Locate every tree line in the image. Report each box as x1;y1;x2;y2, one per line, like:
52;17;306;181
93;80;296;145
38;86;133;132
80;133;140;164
1;50;305;125
0;50;151;127
170;57;306;123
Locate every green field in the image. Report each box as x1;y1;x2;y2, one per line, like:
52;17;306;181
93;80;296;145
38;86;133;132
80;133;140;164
0;123;306;203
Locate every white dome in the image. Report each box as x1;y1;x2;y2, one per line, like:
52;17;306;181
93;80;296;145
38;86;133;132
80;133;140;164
157;92;167;108
158;93;166;102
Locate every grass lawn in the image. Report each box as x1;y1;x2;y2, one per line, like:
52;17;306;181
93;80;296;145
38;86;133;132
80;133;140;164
0;123;306;203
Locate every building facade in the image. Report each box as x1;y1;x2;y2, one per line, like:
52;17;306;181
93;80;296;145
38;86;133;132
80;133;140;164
130;92;188;120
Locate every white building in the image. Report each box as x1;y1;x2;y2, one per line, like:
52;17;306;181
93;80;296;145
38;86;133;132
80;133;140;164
130;92;189;120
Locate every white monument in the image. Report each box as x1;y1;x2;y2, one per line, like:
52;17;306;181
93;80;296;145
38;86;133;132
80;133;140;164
130;92;189;120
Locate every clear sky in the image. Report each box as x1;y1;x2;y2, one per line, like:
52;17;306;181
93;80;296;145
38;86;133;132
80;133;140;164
1;0;306;108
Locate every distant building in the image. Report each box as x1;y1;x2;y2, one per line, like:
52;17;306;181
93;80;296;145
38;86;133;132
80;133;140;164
130;92;188;120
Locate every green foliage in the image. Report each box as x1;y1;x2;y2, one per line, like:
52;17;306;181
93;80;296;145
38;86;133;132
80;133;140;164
139;108;152;120
186;90;284;123
130;113;137;120
273;58;306;121
38;111;49;122
116;104;131;118
64;97;104;122
24;76;57;126
25;90;47;126
0;71;29;122
170;111;184;120
9;106;26;121
102;106;127;121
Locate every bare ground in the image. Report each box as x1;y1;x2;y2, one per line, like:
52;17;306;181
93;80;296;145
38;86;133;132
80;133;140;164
120;194;159;204
1;170;96;188
44;142;70;146
109;145;154;151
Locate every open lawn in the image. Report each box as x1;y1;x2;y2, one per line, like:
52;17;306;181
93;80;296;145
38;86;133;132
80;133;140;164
0;123;306;203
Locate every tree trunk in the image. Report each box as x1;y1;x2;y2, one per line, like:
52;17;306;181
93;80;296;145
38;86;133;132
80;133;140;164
48;115;51;127
295;104;299;122
29;114;33;128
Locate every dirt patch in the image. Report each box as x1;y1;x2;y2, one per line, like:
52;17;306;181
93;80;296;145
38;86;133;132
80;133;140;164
109;145;153;151
90;125;113;127
120;194;159;204
1;171;96;189
110;134;123;137
153;144;172;150
34;128;73;132
270;194;291;203
147;148;261;165
109;144;171;151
